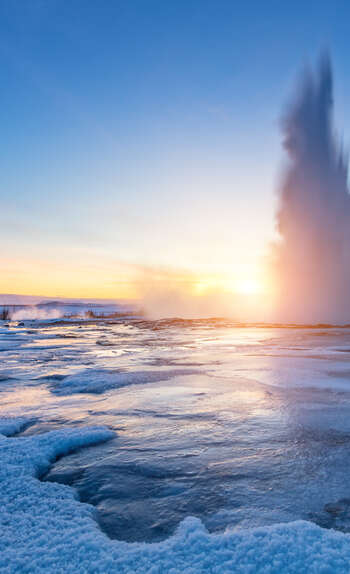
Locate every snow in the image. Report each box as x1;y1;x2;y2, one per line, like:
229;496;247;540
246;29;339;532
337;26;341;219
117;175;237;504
49;368;199;395
2;418;350;573
4;324;350;571
0;417;33;436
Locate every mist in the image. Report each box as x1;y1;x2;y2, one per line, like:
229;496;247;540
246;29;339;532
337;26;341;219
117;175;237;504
140;268;273;321
274;53;350;324
142;283;236;319
10;306;63;321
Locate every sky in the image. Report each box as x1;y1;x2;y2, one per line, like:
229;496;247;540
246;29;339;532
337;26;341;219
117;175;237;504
1;0;350;305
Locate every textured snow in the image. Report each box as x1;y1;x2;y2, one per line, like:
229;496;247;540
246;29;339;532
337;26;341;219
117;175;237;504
0;416;32;436
50;368;199;395
2;419;350;573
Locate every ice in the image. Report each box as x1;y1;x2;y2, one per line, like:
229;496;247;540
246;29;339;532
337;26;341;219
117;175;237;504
49;368;200;395
3;322;350;570
2;418;350;572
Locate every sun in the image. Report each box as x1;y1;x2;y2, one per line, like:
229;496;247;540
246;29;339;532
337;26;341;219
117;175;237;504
228;277;262;295
192;273;265;298
235;278;262;295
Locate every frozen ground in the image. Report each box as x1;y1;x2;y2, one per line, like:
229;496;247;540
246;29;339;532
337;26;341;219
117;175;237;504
3;318;350;571
0;298;137;321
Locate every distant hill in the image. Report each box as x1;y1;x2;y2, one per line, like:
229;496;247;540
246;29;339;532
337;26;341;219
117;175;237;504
0;294;136;305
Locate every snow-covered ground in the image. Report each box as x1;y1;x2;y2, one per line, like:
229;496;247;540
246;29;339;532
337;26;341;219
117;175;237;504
0;297;138;321
3;319;350;571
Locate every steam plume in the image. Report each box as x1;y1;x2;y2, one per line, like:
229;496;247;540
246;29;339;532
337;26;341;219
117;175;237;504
275;53;350;324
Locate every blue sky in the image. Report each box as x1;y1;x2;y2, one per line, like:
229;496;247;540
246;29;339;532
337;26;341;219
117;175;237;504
1;0;350;298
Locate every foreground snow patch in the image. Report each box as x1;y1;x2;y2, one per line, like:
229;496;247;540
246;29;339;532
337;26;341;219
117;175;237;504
2;421;350;573
0;416;33;436
49;368;199;395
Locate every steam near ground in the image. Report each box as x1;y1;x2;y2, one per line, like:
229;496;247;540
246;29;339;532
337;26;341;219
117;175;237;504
142;283;236;319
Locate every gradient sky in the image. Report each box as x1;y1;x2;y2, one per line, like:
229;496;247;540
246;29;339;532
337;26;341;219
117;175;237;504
1;0;350;300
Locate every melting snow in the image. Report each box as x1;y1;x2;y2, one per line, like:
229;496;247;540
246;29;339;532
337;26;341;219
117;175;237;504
2;418;350;573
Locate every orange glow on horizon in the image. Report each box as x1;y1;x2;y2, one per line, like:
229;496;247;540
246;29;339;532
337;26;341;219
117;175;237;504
0;256;140;300
0;253;274;320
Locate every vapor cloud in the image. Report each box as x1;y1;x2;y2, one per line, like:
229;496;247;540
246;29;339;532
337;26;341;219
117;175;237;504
274;54;350;324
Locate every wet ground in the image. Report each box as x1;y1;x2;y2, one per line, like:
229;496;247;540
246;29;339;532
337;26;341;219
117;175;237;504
2;319;350;541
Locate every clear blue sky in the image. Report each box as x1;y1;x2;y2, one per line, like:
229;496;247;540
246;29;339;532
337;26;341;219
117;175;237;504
1;0;350;298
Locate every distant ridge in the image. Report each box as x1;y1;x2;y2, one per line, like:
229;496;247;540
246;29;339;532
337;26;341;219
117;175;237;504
0;294;137;305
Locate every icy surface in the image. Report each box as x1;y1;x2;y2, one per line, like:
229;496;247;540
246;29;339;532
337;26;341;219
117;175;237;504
48;368;200;395
3;320;350;570
2;421;350;572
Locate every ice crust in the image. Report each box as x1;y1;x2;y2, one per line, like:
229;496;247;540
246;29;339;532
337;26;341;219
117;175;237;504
2;419;350;573
50;368;199;395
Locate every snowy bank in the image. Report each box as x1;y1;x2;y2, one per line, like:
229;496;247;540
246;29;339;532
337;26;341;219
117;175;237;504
2;419;350;572
0;417;34;436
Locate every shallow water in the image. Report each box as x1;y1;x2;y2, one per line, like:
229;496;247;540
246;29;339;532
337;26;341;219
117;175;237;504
2;319;350;541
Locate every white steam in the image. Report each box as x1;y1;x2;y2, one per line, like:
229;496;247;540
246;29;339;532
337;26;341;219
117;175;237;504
11;307;63;321
274;53;350;324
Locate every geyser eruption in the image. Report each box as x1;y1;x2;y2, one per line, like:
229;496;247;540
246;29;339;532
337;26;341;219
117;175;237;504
275;54;350;324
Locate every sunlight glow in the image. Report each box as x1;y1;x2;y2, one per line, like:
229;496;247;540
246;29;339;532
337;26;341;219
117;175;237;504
191;271;266;298
233;277;262;295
